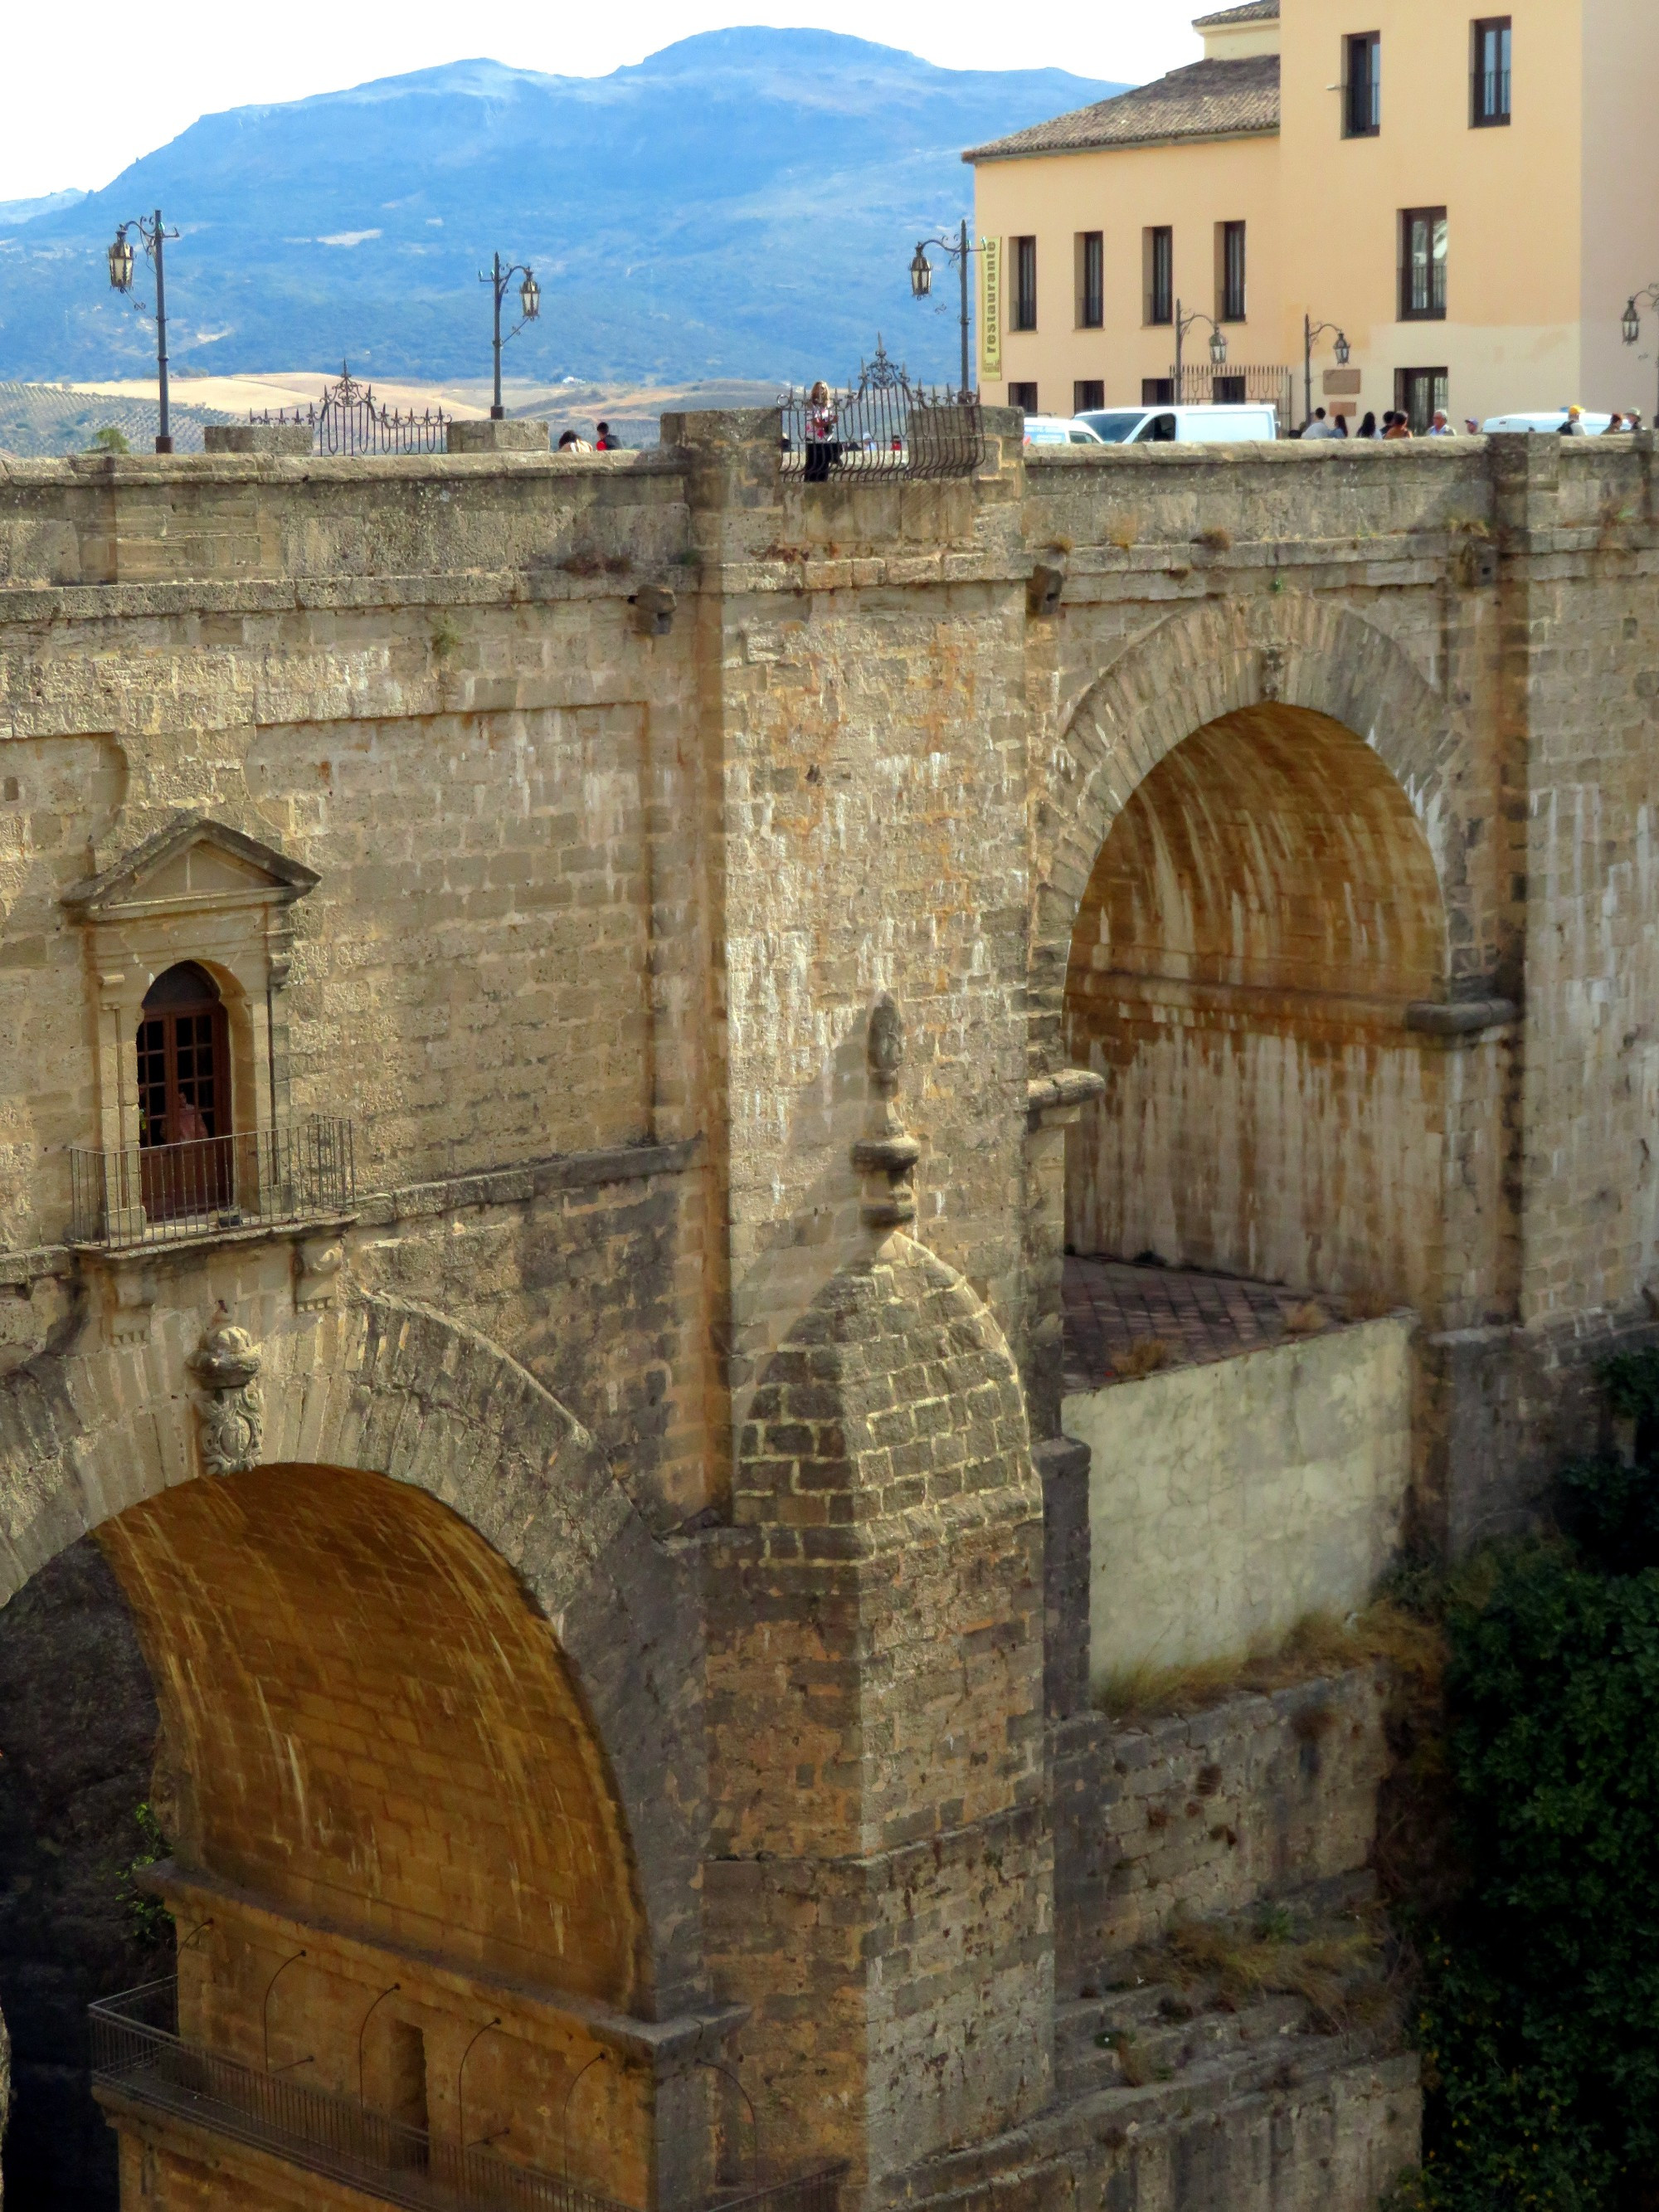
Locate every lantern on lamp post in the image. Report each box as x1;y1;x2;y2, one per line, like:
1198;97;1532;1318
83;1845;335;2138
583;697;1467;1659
907;221;979;396
106;209;179;452
479;252;542;419
1303;315;1352;429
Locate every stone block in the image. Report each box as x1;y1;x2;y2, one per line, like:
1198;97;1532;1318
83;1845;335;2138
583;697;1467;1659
445;417;552;453
202;423;314;456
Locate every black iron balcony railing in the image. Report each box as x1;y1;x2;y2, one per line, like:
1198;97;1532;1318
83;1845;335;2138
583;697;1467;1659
91;1983;843;2212
69;1118;356;1251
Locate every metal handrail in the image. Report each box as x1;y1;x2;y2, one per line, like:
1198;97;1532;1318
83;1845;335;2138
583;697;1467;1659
90;1984;845;2212
69;1117;355;1250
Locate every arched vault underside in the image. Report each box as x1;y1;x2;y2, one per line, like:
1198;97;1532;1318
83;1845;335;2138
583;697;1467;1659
0;1294;706;2020
1063;697;1450;1312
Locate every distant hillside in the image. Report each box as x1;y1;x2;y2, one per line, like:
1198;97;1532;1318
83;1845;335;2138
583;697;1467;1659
0;382;237;456
0;32;1122;386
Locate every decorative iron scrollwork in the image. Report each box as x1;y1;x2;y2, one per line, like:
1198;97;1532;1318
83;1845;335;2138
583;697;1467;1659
781;336;985;484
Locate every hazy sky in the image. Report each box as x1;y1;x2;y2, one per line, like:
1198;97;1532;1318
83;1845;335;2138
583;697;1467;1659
0;0;1204;204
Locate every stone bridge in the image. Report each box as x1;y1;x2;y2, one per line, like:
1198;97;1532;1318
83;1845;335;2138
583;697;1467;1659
0;412;1652;2210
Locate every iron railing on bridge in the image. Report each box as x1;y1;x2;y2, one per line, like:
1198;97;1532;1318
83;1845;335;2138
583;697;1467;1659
781;338;984;483
68;1118;356;1250
250;363;450;456
91;1981;844;2212
1170;363;1296;434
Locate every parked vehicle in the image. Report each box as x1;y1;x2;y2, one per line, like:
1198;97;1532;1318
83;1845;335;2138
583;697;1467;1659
1481;410;1615;435
1076;404;1280;446
1022;415;1106;446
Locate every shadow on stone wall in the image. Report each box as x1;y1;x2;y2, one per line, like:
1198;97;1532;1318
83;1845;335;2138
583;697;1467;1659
0;1537;173;2210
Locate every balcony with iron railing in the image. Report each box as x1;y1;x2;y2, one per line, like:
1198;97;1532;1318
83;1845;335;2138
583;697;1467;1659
68;1118;357;1252
91;1981;842;2212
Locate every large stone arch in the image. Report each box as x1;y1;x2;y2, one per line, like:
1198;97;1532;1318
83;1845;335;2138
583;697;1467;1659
1033;592;1480;1072
0;1291;706;2020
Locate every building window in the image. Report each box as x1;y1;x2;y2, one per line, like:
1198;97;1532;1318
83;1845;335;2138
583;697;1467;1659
1008;382;1039;413
1012;237;1038;331
1401;207;1448;319
1345;32;1381;136
1074;380;1105;413
1142;378;1175;406
1472;17;1511;125
1145;227;1174;325
1218;221;1248;322
1214;374;1248;404
137;962;231;1220
1397;367;1449;434
1077;232;1103;329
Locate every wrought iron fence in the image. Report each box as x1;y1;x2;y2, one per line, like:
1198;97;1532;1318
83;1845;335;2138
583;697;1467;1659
251;363;450;456
1170;363;1297;433
91;1983;844;2212
69;1118;356;1250
781;337;984;483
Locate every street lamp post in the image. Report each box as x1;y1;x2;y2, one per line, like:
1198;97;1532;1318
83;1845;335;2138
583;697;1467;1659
478;252;542;420
1303;314;1352;428
107;209;180;453
908;222;979;395
1623;288;1659;426
1173;300;1228;402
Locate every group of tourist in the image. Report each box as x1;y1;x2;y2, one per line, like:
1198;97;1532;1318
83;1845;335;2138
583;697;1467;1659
1301;401;1647;439
555;420;623;452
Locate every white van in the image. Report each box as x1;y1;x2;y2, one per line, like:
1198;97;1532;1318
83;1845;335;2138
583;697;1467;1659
1076;404;1279;446
1481;410;1615;436
1022;415;1107;447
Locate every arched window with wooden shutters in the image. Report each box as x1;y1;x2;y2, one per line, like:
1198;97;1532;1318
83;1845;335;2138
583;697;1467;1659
138;962;232;1219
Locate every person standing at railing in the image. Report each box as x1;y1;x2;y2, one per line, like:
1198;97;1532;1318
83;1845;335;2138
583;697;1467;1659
805;382;837;482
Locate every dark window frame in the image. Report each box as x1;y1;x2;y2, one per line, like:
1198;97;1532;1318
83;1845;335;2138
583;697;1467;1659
1344;32;1381;137
1008;382;1039;414
1396;367;1449;435
1073;379;1105;414
1472;17;1511;126
1012;236;1038;332
1078;231;1103;329
1219;220;1248;322
1400;207;1448;321
1146;227;1174;326
1142;378;1175;407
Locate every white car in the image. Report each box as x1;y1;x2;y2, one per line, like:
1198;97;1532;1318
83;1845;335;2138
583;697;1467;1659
1481;410;1616;436
1022;415;1106;447
1077;403;1279;446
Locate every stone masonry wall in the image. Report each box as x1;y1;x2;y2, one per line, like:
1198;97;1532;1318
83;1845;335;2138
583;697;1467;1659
1054;1668;1390;1971
1;422;1657;2210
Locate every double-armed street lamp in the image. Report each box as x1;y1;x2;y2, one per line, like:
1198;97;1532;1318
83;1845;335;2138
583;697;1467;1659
1174;300;1228;401
909;222;978;395
107;209;181;452
479;252;541;419
1623;289;1659;423
1303;314;1352;426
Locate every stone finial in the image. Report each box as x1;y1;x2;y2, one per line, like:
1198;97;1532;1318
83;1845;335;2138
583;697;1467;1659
189;1304;265;1475
852;992;920;1231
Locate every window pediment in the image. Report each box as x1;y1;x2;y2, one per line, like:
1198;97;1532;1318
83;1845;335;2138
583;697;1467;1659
62;814;319;925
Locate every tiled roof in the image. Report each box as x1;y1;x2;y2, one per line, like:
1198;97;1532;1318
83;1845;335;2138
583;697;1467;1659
1193;0;1279;27
964;54;1281;163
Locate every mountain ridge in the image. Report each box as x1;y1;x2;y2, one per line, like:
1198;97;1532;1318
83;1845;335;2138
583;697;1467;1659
0;31;1124;385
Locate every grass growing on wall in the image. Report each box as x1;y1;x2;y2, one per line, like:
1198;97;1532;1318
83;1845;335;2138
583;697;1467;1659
1390;1351;1659;2212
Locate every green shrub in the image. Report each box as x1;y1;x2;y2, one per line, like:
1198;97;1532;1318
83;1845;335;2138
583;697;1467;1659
1409;1499;1659;2210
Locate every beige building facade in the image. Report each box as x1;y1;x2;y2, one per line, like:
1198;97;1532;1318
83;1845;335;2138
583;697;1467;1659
969;0;1659;430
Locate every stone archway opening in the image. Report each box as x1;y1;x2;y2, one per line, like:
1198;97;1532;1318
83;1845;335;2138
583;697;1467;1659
1060;702;1449;1685
1;1459;664;2212
1063;700;1448;1315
